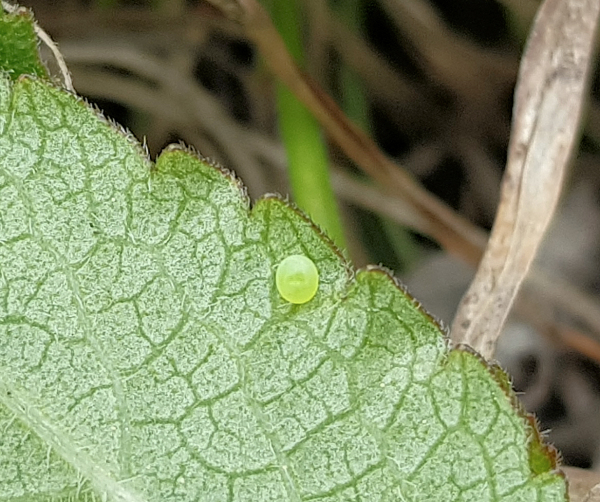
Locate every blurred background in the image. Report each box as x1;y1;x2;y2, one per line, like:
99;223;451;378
18;0;600;470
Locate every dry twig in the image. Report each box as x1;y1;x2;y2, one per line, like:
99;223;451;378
451;0;600;358
203;0;488;265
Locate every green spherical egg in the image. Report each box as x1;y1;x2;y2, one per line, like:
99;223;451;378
276;254;319;304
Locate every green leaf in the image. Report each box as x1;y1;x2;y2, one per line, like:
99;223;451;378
0;8;566;502
0;73;567;502
0;5;48;80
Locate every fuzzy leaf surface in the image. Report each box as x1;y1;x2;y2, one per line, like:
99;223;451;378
0;6;47;80
0;9;567;502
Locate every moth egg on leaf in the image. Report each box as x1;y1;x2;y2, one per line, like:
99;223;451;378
275;254;319;304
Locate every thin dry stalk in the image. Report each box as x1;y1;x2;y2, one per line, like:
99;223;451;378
203;0;488;265
451;0;600;359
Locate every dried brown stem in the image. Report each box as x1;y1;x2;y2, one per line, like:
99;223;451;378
451;0;600;358
203;0;488;266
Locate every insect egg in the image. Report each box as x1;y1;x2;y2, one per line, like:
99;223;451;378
275;254;319;304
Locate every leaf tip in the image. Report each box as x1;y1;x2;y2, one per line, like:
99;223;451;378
456;344;563;479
